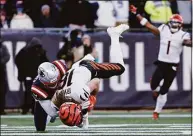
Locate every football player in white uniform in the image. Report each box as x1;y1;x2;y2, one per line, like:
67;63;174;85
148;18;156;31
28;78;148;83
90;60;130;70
32;24;129;130
130;5;192;120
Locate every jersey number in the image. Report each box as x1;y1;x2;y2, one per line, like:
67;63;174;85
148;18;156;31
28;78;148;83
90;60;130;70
167;41;171;54
63;69;74;87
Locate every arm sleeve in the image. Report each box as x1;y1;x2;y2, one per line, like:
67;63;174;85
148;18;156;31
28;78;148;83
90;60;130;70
39;100;58;118
182;33;191;40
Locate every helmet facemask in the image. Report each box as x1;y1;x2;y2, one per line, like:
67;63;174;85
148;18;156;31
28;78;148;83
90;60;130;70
168;21;182;33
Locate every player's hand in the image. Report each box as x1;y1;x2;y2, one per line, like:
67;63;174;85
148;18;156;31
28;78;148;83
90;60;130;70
130;5;138;15
81;101;90;110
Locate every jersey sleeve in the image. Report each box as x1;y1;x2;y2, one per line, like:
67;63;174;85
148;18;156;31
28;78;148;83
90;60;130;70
158;24;165;32
182;32;191;40
52;60;67;76
31;84;49;100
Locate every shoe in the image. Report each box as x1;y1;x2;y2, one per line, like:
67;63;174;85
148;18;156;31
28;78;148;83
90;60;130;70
152;91;159;101
153;112;159;120
107;24;130;37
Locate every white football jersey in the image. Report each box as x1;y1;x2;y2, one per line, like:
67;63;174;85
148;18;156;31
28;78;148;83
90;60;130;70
158;24;190;64
61;54;95;104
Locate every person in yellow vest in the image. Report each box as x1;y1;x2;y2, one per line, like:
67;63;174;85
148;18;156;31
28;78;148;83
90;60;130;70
144;0;172;26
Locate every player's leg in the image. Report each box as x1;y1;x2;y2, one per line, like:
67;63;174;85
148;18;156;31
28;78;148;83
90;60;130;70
150;66;164;101
34;101;48;131
153;66;177;120
79;24;129;79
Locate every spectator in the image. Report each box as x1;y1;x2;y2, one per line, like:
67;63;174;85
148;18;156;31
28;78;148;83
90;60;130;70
59;0;95;28
144;0;172;26
0;10;9;28
15;37;49;114
10;0;34;29
94;1;116;27
112;1;129;26
57;29;98;67
40;4;56;27
0;0;6;10
0;39;10;115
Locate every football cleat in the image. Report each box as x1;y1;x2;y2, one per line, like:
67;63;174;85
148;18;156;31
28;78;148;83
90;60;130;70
107;24;130;37
153;112;159;120
152;91;159;101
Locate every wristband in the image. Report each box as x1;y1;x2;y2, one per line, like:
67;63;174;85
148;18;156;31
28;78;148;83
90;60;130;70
140;18;148;26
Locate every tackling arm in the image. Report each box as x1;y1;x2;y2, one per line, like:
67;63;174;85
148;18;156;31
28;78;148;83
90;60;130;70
130;5;160;36
39;100;58;118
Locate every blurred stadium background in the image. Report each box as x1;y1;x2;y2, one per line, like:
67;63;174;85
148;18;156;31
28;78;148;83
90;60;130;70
0;0;192;135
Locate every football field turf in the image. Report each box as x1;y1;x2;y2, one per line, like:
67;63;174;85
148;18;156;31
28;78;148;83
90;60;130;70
1;110;192;136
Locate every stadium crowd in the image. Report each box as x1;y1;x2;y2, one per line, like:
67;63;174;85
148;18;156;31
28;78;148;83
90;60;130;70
0;0;192;29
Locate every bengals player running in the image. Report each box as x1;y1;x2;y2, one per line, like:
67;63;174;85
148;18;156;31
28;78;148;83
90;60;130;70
130;5;192;120
32;24;129;131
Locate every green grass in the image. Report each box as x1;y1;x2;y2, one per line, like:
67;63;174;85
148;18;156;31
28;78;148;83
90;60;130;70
1;116;191;126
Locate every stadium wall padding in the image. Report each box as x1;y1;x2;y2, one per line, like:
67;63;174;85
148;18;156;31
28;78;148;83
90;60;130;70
1;31;192;108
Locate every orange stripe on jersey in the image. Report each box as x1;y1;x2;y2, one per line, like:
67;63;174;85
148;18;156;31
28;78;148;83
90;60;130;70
108;64;116;70
53;60;67;76
95;63;109;70
111;64;121;70
31;85;48;99
90;62;100;70
105;64;115;70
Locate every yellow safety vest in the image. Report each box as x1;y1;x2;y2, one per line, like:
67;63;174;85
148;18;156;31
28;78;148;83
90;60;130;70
144;0;172;23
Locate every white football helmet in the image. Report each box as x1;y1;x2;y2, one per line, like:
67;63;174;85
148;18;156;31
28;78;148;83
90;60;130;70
38;62;61;89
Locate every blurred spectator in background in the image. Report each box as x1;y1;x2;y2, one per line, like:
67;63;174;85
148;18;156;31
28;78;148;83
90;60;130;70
82;34;98;62
94;1;116;27
59;0;95;29
0;10;9;28
40;4;56;27
144;0;172;26
0;39;10;115
57;29;98;68
15;37;49;114
129;0;148;29
112;1;129;26
10;0;34;29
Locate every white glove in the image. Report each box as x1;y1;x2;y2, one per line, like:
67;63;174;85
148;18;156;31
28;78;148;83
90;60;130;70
81;101;90;110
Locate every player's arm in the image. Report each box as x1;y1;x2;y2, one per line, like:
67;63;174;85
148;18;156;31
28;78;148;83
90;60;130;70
183;39;192;47
31;84;58;118
38;100;59;118
130;5;160;36
182;33;192;47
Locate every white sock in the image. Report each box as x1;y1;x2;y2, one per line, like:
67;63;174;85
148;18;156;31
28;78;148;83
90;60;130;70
154;94;167;113
109;35;125;67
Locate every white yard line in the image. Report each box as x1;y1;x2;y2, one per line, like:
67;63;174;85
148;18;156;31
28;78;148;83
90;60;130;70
1;114;191;119
1;128;191;131
1;124;191;128
0;133;187;136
